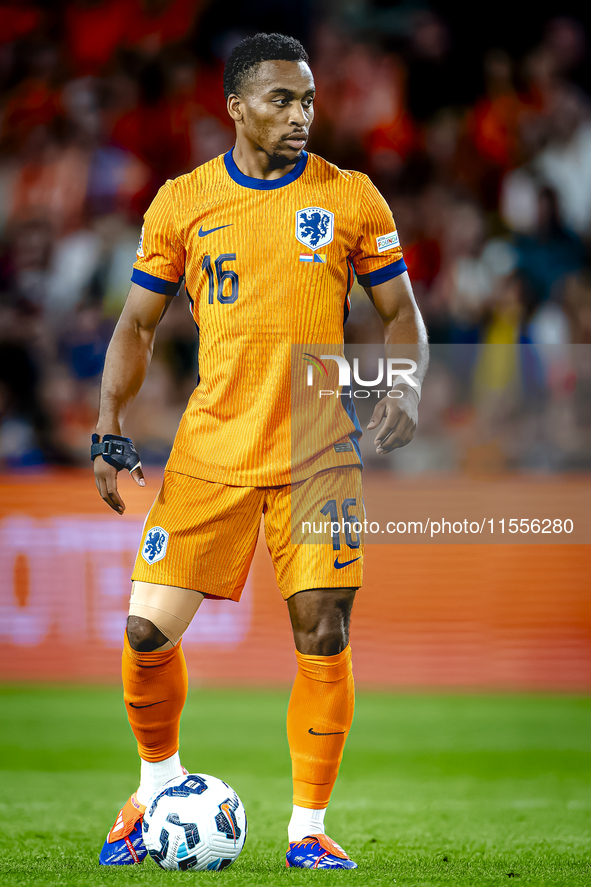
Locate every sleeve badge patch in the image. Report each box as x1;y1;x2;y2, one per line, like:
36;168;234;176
376;230;400;253
137;226;145;257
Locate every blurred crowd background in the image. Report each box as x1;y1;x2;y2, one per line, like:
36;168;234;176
0;0;590;470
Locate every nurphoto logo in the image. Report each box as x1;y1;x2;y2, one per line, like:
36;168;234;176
302;353;419;399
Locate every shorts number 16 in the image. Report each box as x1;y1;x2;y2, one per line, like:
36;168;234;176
321;498;361;551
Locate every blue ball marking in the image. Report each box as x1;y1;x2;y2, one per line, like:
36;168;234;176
148;775;208;817
148;826;170;866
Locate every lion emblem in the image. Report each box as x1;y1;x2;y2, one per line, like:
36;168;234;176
295;206;334;250
142;526;169;564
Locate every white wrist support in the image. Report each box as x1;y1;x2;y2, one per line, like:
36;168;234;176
390;376;422;401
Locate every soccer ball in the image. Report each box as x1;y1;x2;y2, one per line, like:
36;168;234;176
142;773;247;871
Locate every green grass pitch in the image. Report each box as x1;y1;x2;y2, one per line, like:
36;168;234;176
0;686;590;886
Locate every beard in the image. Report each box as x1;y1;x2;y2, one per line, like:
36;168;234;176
265;139;303;169
267;150;301;170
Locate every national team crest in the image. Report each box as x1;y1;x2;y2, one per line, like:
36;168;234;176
142;526;169;564
296;207;334;251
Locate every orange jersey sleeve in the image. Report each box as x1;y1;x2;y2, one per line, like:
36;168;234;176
132;183;186;295
348;172;406;286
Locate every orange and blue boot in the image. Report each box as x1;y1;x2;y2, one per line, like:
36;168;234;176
286;834;357;869
99;793;147;865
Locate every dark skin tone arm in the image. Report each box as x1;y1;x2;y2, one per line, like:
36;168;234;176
364;270;429;454
94;282;172;514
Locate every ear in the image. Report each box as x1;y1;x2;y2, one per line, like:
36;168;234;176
227;94;244;124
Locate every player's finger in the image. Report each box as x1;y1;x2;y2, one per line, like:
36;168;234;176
94;463;117;502
104;475;126;514
378;415;416;453
131;465;146;487
100;483;123;514
376;410;413;453
94;469;109;500
374;409;403;447
96;474;113;509
367;400;386;430
93;458;128;512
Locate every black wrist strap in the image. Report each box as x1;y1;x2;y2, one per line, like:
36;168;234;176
91;434;142;473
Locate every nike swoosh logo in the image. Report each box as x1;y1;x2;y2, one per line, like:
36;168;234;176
128;700;167;709
333;556;361;569
198;224;232;237
308;728;346;736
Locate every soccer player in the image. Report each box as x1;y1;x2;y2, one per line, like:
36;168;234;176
94;33;427;870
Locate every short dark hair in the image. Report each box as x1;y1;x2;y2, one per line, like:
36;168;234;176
223;33;309;100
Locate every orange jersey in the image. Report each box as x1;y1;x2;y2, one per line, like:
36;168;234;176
132;149;406;485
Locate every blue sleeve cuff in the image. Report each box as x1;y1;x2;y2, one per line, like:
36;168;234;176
356;258;407;286
131;268;183;296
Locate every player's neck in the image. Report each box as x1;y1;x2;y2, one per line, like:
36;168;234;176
232;141;300;181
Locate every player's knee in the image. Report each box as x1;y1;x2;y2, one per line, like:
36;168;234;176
126;615;168;652
290;589;356;656
297;624;348;657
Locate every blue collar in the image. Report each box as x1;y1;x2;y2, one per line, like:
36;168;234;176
224;147;308;190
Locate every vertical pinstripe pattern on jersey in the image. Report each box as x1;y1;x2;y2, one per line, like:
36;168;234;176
130;467;363;599
263;466;364;596
131;471;265;600
134;154;403;486
133;183;186;284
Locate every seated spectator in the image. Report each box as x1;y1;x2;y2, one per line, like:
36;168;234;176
127;0;201;58
469;49;525;172
64;0;136;76
1;40;61;153
0;2;42;46
9;123;90;237
513;187;586;304
534;86;591;237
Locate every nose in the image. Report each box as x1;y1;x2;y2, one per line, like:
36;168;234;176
289;102;307;128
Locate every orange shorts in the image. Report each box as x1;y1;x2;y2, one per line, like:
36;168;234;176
131;467;364;601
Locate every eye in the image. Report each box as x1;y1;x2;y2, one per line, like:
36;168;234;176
274;98;289;106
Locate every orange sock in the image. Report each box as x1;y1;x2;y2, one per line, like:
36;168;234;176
287;645;355;809
122;632;188;762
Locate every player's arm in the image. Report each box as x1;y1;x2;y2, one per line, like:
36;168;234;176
94;282;173;513
363;270;429;454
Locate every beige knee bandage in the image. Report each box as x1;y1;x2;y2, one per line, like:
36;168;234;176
129;581;205;649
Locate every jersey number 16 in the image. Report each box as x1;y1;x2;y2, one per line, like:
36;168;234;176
202;254;239;304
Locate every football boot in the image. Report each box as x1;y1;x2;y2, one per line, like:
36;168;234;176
286;834;358;869
99;792;147;865
99;766;189;865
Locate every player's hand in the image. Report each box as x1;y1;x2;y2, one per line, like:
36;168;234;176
367;388;419;454
92;434;145;514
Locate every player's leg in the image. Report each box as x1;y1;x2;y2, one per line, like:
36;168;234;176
286;588;356;853
124;583;205;802
264;467;363;869
99;582;203;866
100;470;264;865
